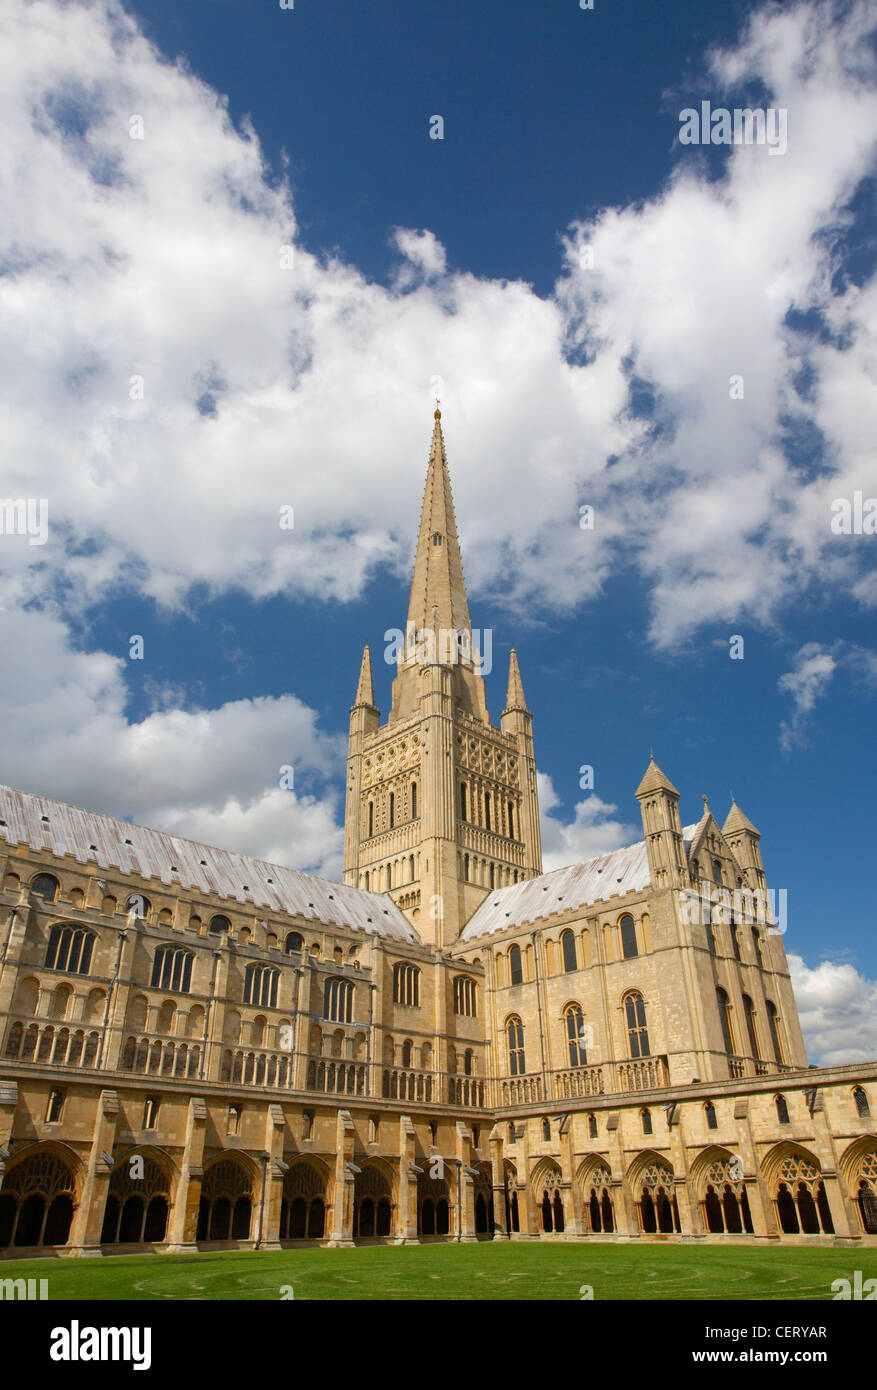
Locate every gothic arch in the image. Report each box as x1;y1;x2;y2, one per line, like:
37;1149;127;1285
530;1157;564;1235
100;1147;176;1246
0;1141;82;1249
576;1156;615;1235
837;1137;877;1235
196;1153;257;1243
689;1145;753;1236
280;1157;331;1240
353;1158;395;1239
626;1150;679;1235
761;1142;834;1236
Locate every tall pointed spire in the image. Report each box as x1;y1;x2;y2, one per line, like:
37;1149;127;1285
353;644;376;708
505;648;527;711
405;407;472;642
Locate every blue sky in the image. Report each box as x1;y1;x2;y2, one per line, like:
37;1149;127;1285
1;0;876;1061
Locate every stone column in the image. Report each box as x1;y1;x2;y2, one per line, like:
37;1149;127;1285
67;1089;120;1257
396;1115;420;1244
165;1096;208;1252
328;1109;356;1246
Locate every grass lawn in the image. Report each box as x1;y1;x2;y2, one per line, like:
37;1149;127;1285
3;1241;876;1300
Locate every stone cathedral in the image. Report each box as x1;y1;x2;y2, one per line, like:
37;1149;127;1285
0;410;875;1258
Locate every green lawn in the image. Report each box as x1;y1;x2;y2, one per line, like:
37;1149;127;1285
3;1241;876;1300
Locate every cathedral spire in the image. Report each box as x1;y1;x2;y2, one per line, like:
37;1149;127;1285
353;644;376;708
404;407;472;643
504;648;527;712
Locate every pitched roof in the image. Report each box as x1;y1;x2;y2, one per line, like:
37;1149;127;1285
635;756;679;799
459;839;652;941
0;784;419;943
723;799;760;836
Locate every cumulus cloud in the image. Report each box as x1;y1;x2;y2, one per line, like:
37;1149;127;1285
0;0;875;643
789;952;877;1064
778;639;877;748
0;605;344;875
538;773;640;872
1;0;877;867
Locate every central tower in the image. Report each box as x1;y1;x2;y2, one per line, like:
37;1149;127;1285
343;409;542;945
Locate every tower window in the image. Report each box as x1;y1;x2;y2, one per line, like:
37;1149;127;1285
432;533;443;545
620;914;638;959
389;792;395;828
368;801;374;838
509;944;523;987
411;782;417;819
460;783;467;821
484;793;491;831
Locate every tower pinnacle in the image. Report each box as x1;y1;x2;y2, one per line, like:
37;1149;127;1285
353;645;376;708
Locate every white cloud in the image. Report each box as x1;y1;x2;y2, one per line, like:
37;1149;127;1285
0;605;344;876
0;0;874;649
538;772;640;872
789;952;877;1064
778;642;837;750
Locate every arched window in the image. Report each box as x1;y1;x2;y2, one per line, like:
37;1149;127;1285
31;874;59;902
244;963;279;1009
402;1039;413;1067
464;1048;473;1076
561;930;577;973
151;946;193;993
716;988;735;1055
463;853;469;882
731;925;741;961
641;1108;653;1136
209;914;231;936
484;793;491;832
507;801;515;839
389;792;395;828
620;914;638;959
509;944;523;986
742;994;760;1059
704;1101;718;1130
713;859;723;886
775;1093;790;1125
565;1004;587;1067
587;1113;598;1139
453;976;477;1017
766;1001;785;1065
542;1119;551;1142
489;863;495;889
393;963;421;1008
853;1086;871;1118
323;977;354;1023
624;991;650;1058
752;929;764;968
125;894;151;920
411;782;418;819
460;784;467;821
47;1089;65;1123
285;931;304;954
143;1097;159;1129
506;1016;525;1075
45;925;95;975
368;802;374;838
691;858;699;879
227;1104;242;1136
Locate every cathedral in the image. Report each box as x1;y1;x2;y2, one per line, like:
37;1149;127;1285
0;409;875;1257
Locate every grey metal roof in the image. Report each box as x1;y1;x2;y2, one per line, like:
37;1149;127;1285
0;783;419;943
459;838;653;941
